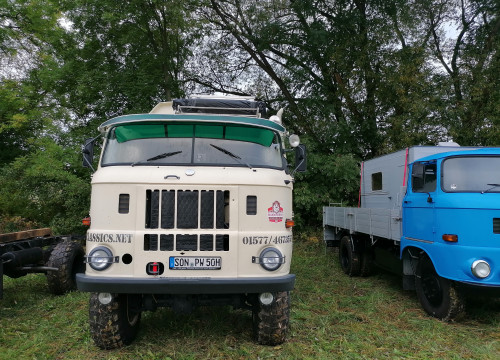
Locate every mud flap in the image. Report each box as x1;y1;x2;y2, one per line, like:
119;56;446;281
402;250;418;290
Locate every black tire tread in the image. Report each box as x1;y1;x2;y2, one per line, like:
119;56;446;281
253;291;290;346
46;241;85;295
339;236;361;276
89;293;141;350
415;254;465;321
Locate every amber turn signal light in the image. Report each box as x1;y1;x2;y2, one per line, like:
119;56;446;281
285;219;295;228
442;234;458;242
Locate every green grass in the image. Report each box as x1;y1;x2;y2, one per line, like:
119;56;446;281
1;236;499;359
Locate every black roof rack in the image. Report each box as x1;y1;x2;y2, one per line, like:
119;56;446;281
173;97;267;118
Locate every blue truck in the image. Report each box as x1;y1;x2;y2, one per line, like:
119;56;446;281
323;145;500;320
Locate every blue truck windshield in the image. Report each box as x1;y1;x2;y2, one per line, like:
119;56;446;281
442;156;500;193
101;122;284;169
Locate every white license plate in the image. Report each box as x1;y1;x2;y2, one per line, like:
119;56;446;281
169;256;221;270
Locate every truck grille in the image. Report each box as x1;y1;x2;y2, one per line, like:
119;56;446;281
144;189;230;252
144;234;229;252
494;218;500;234
145;189;229;229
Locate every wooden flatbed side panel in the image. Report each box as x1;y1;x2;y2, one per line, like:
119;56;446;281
0;228;52;244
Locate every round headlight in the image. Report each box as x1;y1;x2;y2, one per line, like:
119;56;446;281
259;248;284;271
88;246;114;271
471;260;491;279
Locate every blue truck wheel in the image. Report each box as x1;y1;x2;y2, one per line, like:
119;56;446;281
415;254;465;321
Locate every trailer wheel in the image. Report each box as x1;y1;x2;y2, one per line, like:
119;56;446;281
89;293;142;349
46;241;85;295
415;254;465;321
252;291;290;345
339;236;361;276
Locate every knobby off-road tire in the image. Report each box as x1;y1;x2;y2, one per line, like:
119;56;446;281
89;293;142;349
253;291;290;345
46;240;85;295
415;254;465;321
339;236;361;276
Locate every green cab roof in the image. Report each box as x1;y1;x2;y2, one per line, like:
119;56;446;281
99;114;286;133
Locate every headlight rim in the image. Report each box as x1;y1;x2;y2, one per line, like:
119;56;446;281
87;246;114;271
259;247;284;272
471;259;491;279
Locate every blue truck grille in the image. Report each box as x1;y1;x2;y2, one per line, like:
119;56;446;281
494;218;500;234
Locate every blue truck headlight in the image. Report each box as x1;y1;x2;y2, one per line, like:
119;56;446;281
86;246;116;271
471;260;491;279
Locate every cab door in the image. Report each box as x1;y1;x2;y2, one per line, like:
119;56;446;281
402;161;437;244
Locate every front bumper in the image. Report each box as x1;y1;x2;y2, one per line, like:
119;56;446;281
76;273;295;294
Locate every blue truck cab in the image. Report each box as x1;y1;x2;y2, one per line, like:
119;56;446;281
402;148;500;317
324;146;500;320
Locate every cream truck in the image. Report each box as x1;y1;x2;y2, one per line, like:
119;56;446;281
77;97;306;349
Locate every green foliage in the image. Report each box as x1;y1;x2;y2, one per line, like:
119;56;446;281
0;0;498;230
0;139;90;234
201;0;499;158
0;216;40;233
0;79;53;164
293;140;360;228
43;0;201;120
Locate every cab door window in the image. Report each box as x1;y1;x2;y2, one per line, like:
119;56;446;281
411;162;437;193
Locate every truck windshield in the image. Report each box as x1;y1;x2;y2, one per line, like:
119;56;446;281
442;156;500;193
101;122;284;169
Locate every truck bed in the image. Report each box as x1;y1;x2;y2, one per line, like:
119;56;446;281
323;207;402;242
0;228;52;244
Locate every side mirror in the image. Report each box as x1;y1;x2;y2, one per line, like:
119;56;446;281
82;138;95;169
294;144;307;173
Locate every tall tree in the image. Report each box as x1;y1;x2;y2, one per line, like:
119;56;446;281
199;0;498;155
424;0;499;146
0;0;67;165
44;0;201;124
200;1;433;157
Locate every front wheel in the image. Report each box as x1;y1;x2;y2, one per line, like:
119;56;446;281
252;291;290;345
415;254;465;321
89;293;142;349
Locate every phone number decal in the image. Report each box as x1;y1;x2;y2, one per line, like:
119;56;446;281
242;235;292;245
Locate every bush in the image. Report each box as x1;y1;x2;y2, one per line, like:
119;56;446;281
0;139;90;235
292;142;360;229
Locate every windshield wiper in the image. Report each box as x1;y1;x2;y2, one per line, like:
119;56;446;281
210;144;252;169
131;151;182;166
481;183;500;194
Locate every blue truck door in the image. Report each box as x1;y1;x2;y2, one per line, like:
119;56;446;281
402;161;438;244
